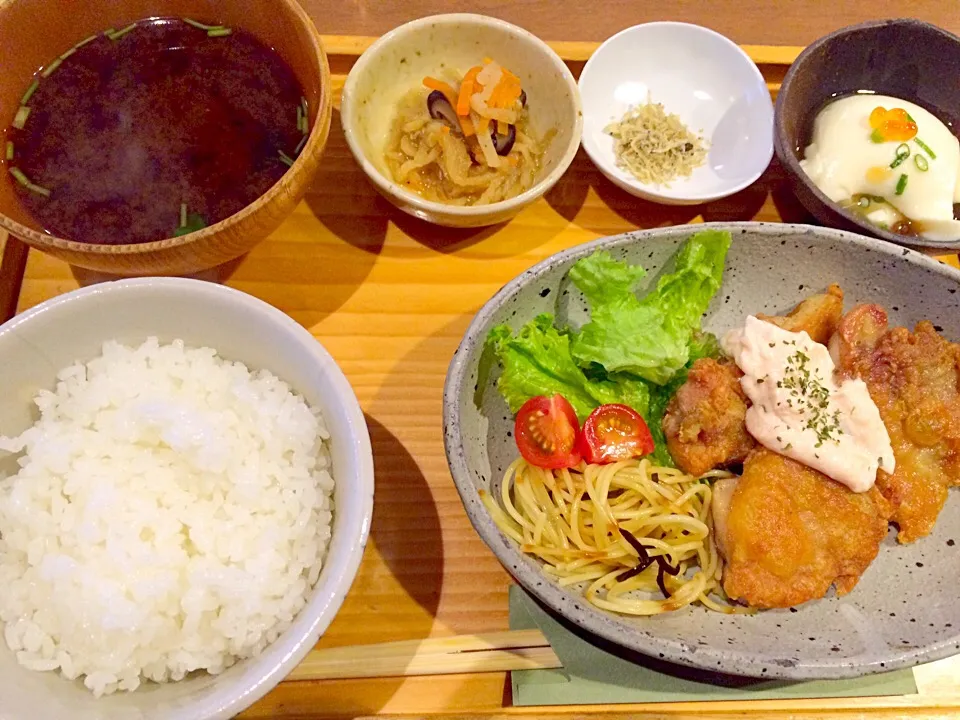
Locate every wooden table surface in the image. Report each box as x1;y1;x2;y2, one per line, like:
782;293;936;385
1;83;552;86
5;6;960;720
300;0;960;47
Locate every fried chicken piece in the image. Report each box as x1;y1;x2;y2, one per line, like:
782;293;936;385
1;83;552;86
716;448;892;609
757;283;844;345
662;358;754;476
833;304;960;543
662;286;845;476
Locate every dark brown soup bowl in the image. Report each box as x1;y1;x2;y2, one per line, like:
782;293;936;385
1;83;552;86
0;0;332;276
774;18;960;251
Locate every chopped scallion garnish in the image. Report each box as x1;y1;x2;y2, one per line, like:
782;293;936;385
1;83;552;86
59;47;76;61
278;150;294;167
20;79;39;106
5;141;13;161
183;17;224;31
109;23;137;40
889;142;910;169
40;57;62;78
300;98;309;134
174;211;207;237
9;168;30;187
207;27;232;37
7;167;48;196
103;27;116;38
915;154;929;172
294;134;308;155
180;202;187;228
8;167;50;197
870;128;885;144
12;106;31;129
27;182;51;197
914;137;936;159
857;196;870;208
74;34;98;50
895;173;908;196
296;104;303;133
8;167;30;187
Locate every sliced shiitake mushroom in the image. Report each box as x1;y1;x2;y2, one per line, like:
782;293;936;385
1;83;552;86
426;90;460;132
491;124;516;156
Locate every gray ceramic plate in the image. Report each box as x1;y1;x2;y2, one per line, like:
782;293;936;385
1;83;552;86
443;222;960;680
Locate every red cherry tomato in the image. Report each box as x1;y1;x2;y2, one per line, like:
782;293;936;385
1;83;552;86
579;404;654;464
514;395;582;469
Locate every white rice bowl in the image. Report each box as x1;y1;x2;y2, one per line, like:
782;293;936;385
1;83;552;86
0;337;335;697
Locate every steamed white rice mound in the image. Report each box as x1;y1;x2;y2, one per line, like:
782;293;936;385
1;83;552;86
0;338;334;697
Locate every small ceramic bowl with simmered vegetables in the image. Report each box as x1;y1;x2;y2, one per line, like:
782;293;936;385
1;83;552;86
341;13;582;228
775;18;960;250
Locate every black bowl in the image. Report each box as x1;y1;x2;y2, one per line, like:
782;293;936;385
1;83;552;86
774;18;960;250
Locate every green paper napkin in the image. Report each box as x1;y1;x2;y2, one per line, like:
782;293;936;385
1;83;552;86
509;586;917;706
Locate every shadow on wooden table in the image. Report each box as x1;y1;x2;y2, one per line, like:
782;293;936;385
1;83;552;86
303;108;390;257
767;160;817;225
363;414;445;630
388;210;505;255
542;148;592;223
545;149;803;234
69;252;250;286
254;415;446;717
593;168;771;230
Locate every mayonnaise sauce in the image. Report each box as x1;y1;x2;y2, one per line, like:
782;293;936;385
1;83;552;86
722;316;895;492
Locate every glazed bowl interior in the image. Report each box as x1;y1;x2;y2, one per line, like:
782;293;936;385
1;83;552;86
444;222;960;680
0;0;332;274
775;18;960;250
0;279;373;720
341;13;582;226
578;22;773;205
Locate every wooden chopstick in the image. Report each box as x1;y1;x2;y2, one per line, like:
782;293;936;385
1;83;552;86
320;34;804;67
285;627;960;691
286;629;561;682
0;233;28;323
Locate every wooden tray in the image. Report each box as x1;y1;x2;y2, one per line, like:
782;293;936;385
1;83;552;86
2;37;959;720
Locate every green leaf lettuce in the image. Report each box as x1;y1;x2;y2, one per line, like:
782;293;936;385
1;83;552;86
485;314;650;421
569;230;731;385
483;230;731;464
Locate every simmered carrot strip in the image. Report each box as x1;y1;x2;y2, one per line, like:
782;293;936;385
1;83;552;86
459;114;476;136
487;69;523;109
423;77;458;108
457;66;482;116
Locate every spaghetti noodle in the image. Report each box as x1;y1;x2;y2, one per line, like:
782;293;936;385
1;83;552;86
481;457;745;615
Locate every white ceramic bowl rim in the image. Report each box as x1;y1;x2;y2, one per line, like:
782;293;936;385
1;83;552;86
0;277;374;719
578;21;774;203
341;12;583;218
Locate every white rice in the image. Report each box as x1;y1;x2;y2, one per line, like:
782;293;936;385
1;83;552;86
0;338;334;697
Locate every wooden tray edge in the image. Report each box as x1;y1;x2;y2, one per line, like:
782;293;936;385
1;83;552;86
319;34;804;66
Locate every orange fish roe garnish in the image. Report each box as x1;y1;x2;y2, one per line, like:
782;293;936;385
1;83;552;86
869;106;918;143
